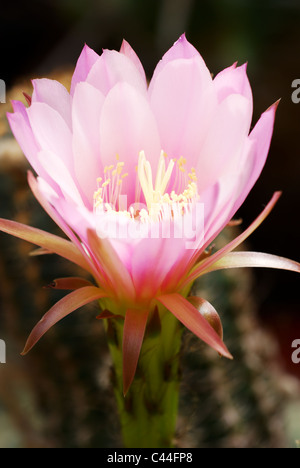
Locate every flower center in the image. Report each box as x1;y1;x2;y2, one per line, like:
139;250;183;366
93;151;198;222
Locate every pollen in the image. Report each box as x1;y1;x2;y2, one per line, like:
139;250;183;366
93;150;199;222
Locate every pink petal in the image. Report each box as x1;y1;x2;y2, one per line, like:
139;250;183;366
27;102;73;171
204;251;300;274
157;293;232;359
230;101;279;216
0;217;91;272
163;33;202;60
123;308;149;395
72;82;105;206
183;191;282;287
99;82;161;204
159;33;200;59
213;63;253;109
70;44;99;95
37;149;83;205
7;102;46;178
149;56;216;173
149;34;211;91
86;49;148;97
195;93;252;193
31;180;105;284
46;193;95;241
120;39;147;84
32;78;72;127
86;228;136;301
131;236;185;300
21;286;108;354
27;172;100;281
201;101;278;251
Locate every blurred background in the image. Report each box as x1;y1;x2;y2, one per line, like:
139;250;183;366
0;0;299;448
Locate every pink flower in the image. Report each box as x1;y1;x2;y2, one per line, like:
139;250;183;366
3;34;299;394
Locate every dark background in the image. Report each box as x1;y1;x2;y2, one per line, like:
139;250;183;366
0;0;299;447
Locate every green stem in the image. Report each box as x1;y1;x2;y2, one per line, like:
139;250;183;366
103;305;183;448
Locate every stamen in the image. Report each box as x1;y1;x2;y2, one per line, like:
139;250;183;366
93;150;199;223
160;158;174;195
154;151;166;192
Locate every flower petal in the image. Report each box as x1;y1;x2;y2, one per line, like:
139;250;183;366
0;217;91;272
149;56;216;172
37;149;83;205
193;101;277;257
120;39;147;84
27;102;73;171
123;308;149;395
21;286;108;354
195;93;252;192
32;78;72;127
46;277;94;290
99;82;161;204
87;229;136;300
149;34;211;91
72;82;105;205
29;247;52;256
205;251;300;274
183;191;282;286
213;63;253;109
157;293;232;359
96;310;123;320
161;33;201;61
131;236;186;301
28;173;104;283
70;44;99;95
229;101;279;216
86;49;147;97
7;102;47;178
28;172;90;260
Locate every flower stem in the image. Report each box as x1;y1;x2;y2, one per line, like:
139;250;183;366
104;306;183;448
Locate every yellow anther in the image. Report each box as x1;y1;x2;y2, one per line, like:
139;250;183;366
102;179;111;187
104;165;114;173
94;151;198;222
177;156;186;167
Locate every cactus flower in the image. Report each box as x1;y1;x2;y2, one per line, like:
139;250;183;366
2;34;299;407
